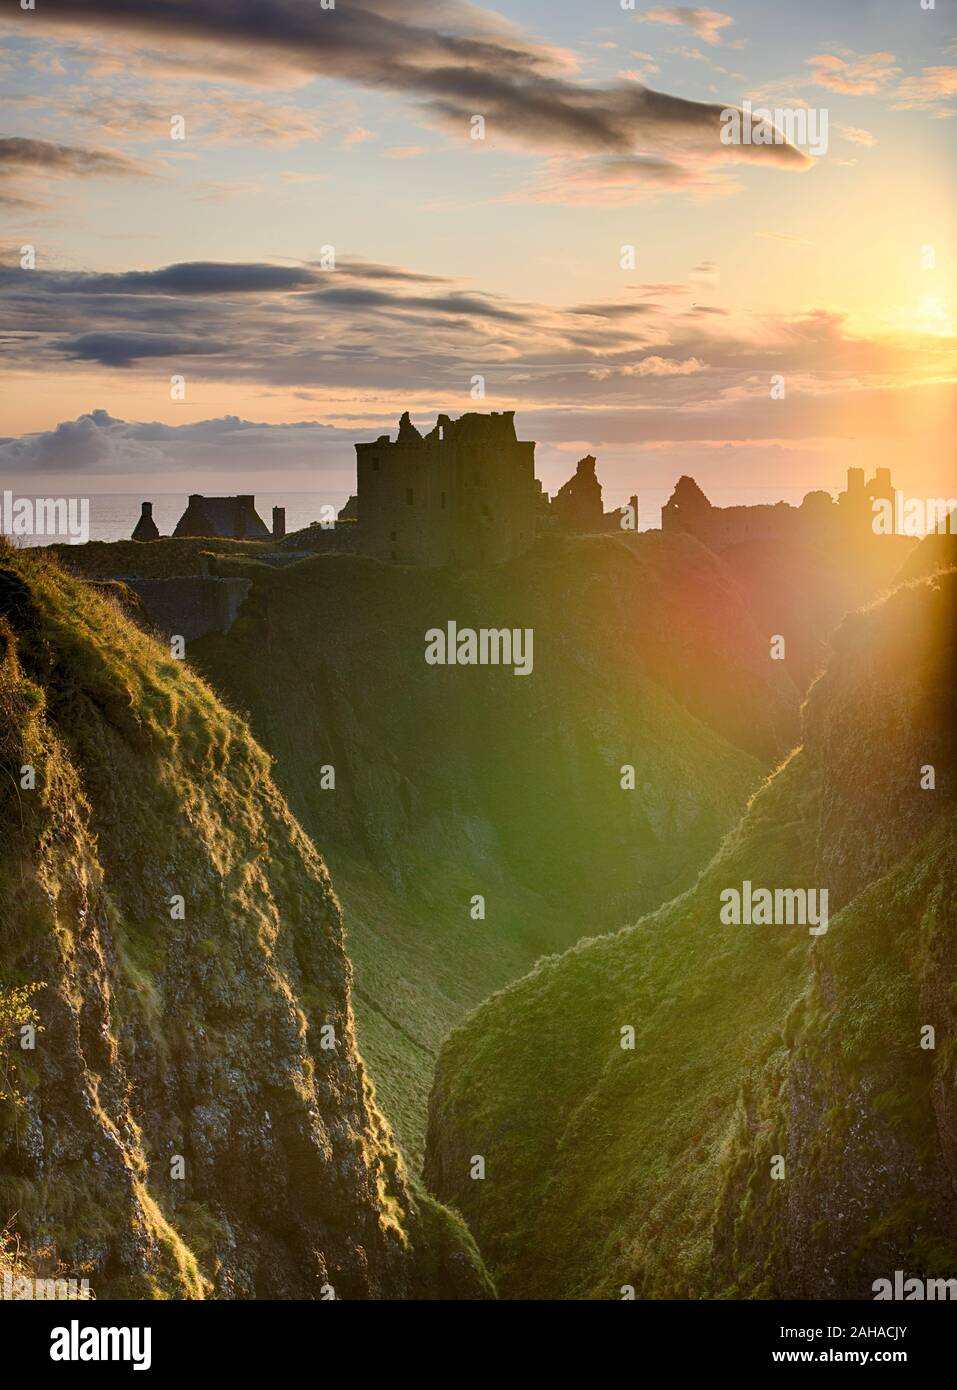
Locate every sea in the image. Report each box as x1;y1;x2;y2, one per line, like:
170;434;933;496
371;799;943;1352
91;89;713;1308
5;492;353;547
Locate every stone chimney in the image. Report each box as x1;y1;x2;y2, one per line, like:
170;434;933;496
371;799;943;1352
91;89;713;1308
132;499;160;541
272;506;286;540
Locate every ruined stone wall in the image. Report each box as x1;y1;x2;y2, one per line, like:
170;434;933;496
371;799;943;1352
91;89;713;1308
688;502;798;551
122;576;252;641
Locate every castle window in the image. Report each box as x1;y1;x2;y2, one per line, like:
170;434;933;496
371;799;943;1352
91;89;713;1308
390;530;396;541
482;504;491;517
406;487;414;506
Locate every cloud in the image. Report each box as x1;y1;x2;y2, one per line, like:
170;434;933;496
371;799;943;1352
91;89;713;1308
55;262;320;296
639;8;735;47
622;355;705;376
667;46;710;63
569;302;659;319
500;140;806;207
805;52;899;96
309;286;527;324
0;408;126;470
0;190;41;211
330;259;451;286
0;408;358;481
505;153;715;206
836;124;877;147
58;332;230;367
58;93;325;147
16;0;806;198
893;66;957;116
0;135;152;211
0;136;150;179
3;256;952;444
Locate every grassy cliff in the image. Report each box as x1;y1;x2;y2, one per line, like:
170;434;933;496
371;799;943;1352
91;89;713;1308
423;564;957;1299
191;530;798;1158
0;542;490;1299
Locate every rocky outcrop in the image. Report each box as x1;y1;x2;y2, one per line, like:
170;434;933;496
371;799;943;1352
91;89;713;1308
711;568;957;1298
0;545;491;1300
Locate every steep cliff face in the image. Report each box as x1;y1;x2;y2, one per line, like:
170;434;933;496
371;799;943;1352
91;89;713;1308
191;530;798;1157
0;545;490;1299
712;567;957;1298
424;565;956;1299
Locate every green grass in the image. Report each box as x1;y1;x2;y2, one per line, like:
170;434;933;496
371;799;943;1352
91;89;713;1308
424;568;957;1299
45;536;277;579
190;531;797;1158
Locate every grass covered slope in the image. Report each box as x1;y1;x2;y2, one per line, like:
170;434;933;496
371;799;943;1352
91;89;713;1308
424;567;957;1299
48;536;275;579
0;543;490;1300
192;530;797;1158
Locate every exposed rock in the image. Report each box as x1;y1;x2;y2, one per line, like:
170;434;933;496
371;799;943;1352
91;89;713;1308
0;543;491;1300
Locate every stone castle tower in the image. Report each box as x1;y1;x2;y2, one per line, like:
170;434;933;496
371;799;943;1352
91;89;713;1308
354;410;540;566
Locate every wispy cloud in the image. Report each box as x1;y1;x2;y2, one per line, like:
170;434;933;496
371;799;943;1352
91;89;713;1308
11;0;807;201
805;51;899;96
0;134;152;209
1;256;950;430
836;124;877;147
639;8;735;47
893;66;957;117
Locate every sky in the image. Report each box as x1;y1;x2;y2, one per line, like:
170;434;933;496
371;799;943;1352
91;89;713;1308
0;0;955;512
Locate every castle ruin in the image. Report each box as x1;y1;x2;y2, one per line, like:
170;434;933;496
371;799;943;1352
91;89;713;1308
661;467;899;551
354;410;541;567
349;412;638;565
129;413;902;571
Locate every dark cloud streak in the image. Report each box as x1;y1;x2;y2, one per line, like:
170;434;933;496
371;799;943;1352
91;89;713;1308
0;136;151;178
26;0;810;171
